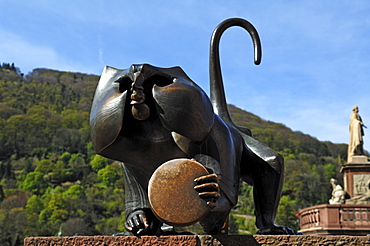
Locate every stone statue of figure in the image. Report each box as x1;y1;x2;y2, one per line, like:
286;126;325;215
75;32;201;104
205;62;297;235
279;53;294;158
329;178;346;204
348;105;365;159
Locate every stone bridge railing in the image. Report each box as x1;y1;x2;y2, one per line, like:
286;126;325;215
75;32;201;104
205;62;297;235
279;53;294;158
297;204;370;235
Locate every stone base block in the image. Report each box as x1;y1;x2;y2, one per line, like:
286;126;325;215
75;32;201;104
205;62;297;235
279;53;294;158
24;235;370;246
347;155;370;164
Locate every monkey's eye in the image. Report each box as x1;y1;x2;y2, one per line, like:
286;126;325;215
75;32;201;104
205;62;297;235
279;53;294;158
144;75;173;88
116;76;132;93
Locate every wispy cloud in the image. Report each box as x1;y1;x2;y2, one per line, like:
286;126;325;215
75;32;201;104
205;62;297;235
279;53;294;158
0;29;98;74
0;29;59;73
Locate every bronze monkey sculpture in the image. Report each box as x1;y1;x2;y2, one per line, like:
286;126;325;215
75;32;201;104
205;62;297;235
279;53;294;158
90;18;297;235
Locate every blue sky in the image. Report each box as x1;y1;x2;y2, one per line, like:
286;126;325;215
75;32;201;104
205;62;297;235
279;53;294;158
1;1;370;151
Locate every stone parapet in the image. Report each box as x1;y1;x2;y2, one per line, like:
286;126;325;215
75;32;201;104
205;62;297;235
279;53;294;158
297;204;370;235
24;235;198;246
24;235;370;246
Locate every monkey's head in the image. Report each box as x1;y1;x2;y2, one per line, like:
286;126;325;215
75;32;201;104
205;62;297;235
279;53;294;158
90;64;214;157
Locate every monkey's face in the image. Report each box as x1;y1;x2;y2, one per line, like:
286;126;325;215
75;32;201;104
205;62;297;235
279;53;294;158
115;64;215;142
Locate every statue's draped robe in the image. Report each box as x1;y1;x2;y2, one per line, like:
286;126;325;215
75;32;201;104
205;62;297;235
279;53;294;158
348;112;364;157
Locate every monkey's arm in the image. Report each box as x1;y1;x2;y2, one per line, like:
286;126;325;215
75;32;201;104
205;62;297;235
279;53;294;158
121;163;161;235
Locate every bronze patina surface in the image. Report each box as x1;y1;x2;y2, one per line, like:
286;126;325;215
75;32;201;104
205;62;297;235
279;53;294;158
90;18;299;235
149;159;210;226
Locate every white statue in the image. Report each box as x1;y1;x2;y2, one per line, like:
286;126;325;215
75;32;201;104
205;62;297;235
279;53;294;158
348;105;366;160
329;178;346;204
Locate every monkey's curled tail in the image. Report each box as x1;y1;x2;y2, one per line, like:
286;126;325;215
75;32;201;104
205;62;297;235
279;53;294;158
209;18;262;131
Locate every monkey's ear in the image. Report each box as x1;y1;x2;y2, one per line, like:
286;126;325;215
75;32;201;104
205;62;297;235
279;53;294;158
90;66;128;153
153;76;214;142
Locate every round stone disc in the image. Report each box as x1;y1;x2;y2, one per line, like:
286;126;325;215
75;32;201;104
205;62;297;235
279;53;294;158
148;158;210;227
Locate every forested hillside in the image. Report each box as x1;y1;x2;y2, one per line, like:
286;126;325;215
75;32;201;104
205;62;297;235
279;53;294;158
0;64;347;245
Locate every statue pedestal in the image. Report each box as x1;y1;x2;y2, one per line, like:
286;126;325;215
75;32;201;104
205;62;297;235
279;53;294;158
347;155;370;164
340;155;370;198
23;235;370;246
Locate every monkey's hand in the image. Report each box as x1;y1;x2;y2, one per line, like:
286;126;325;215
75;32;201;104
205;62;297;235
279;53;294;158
194;173;220;208
124;209;160;236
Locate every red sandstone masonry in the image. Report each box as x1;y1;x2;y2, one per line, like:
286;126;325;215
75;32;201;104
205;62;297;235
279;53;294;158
298;204;370;235
24;235;370;246
24;235;199;246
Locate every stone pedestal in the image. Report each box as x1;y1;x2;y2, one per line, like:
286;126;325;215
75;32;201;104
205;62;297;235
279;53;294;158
24;235;370;246
340;155;370;198
347;155;370;164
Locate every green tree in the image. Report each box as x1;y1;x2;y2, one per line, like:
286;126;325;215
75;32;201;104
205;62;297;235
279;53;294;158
50;160;71;183
25;194;43;215
97;165;119;187
24;194;43;236
60;152;71;164
64;184;83;198
34;160;53;174
19;172;47;195
39;192;68;235
69;153;85;167
323;163;336;181
4;114;31;155
90;155;110;172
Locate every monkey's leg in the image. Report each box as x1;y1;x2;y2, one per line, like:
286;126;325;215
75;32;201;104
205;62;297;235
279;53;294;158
239;135;297;234
248;154;284;231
